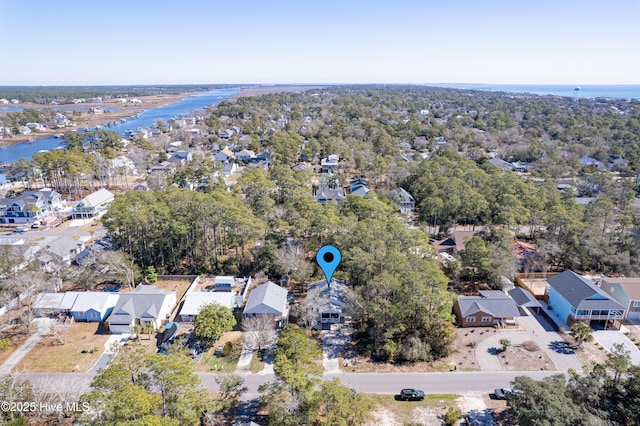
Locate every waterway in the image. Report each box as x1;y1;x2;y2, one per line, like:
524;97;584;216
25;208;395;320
428;84;640;100
0;88;238;182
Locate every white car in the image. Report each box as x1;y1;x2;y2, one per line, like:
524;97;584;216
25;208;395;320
13;225;29;233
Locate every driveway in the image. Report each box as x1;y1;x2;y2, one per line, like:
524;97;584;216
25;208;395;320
322;322;352;373
593;330;640;365
0;318;54;374
475;314;582;372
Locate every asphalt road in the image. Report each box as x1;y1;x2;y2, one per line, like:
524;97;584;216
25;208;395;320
25;370;561;398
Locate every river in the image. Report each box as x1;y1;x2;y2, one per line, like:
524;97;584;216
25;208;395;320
0;88;238;182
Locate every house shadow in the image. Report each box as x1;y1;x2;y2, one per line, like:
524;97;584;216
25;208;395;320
487;347;502;356
548;340;575;355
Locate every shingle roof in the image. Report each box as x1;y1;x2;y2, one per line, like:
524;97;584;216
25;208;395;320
110;285;175;325
547;270;623;311
243;281;287;316
457;292;520;318
508;287;542;309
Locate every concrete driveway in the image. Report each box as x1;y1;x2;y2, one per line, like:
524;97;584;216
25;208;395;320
475;314;582;372
593;330;640;365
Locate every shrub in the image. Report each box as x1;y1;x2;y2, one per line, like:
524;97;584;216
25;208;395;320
0;338;10;352
222;341;233;357
522;340;539;352
445;407;460;426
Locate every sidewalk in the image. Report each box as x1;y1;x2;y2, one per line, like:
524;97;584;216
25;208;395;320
0;318;53;374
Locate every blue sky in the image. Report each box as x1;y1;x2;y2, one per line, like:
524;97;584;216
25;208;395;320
1;0;638;85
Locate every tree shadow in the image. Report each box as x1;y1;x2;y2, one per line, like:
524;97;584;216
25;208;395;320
548;340;575;354
487;347;502;355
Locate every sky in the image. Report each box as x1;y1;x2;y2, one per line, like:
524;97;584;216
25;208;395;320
1;0;639;85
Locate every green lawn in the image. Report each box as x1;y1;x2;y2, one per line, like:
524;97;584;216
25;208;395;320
197;332;244;373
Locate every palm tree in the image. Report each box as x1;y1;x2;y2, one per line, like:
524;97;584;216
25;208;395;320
570;322;593;349
143;323;155;340
500;338;512;353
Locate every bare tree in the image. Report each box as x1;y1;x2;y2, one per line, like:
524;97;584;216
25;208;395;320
2;271;54;334
50;318;72;345
95;251;137;291
274;247;313;282
241;315;277;352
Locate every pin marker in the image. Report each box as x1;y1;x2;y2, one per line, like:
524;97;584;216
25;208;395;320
316;245;341;287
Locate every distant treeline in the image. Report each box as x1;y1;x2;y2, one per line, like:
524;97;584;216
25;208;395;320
0;85;234;104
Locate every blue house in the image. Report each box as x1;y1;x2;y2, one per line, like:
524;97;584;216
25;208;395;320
69;292;119;322
547;270;624;329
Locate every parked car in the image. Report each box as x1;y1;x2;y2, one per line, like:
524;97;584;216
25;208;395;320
494;388;516;399
399;388;425;401
31;221;40;228
13;225;29;233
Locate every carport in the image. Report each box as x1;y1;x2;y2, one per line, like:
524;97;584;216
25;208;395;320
509;287;542;314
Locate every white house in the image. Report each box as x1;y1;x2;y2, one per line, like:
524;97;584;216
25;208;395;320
177;292;237;322
243;281;288;319
73;188;114;219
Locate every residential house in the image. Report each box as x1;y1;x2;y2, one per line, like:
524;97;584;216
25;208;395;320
235;149;255;163
73;188;114;219
218;129;234;139
313;179;346;204
222;162;238;176
600;277;640;320
68;292;119;322
0;189;63;225
320;155;340;174
547;270;625;329
43;236;85;265
579;156;606;169
432;230;478;255
489;157;515;172
391;187;416;213
453;290;520;328
33;292;79;317
108;285;177;334
349;177;370;197
177;292;237;322
167;151;193;166
306;279;350;329
214;148;235;162
243;281;288;320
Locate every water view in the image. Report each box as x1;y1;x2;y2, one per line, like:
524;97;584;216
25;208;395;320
0;87;238;167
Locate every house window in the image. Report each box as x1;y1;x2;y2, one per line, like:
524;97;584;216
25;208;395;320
77;311;84;316
90;312;98;318
481;316;492;322
633;301;640;308
465;316;476;322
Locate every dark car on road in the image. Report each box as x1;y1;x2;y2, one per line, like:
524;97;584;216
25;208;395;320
399;388;425;401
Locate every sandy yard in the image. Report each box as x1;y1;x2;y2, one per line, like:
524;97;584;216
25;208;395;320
0;325;30;366
364;394;458;426
14;321;110;373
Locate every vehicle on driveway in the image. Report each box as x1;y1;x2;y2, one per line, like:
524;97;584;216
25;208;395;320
399;388;425;401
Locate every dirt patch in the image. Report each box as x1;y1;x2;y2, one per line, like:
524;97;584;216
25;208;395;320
496;341;555;371
573;339;611;369
0;325;29;366
153;279;193;304
14;321;110;373
364;394;457;426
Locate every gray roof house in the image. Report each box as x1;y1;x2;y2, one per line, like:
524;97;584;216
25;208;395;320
107;285;177;334
243;281;288;319
44;236;86;264
306;279;350;329
453;290;520;328
547;270;625;329
391;187;416;213
601;277;640;320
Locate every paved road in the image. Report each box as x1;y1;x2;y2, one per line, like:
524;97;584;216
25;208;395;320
24;369;561;399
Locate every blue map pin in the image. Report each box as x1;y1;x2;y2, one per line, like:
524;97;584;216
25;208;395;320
316;245;341;287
